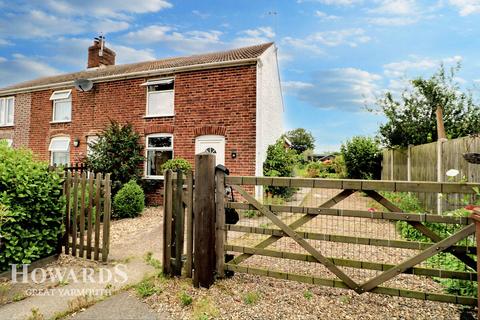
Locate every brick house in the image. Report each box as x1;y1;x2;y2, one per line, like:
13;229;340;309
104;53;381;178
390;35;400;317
0;39;284;203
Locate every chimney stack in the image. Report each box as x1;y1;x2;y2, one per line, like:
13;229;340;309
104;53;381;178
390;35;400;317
87;36;116;69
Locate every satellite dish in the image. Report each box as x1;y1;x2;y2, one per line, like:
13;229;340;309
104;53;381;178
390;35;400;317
74;79;93;92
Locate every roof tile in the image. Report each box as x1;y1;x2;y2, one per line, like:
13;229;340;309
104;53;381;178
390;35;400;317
1;42;273;92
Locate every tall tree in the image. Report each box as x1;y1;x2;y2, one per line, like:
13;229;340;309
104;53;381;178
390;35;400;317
371;65;480;148
284;128;315;153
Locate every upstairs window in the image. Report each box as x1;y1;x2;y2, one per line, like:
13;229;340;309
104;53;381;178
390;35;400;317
0;97;14;126
144;79;174;117
50;90;72;122
49;136;70;165
145;134;173;178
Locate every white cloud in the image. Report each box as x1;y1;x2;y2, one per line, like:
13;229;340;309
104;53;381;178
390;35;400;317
42;37;156;69
234;27;275;47
0;39;11;46
370;0;417;15
123;25;224;54
0;54;60;88
109;44;156;64
0;10;86;38
282;81;314;92
192;10;210;19
449;0;480;16
0;10;130;39
94;19;130;33
315;10;340;20
366;0;432;26
383;55;462;77
44;0;172;18
283;28;370;54
285;68;382;110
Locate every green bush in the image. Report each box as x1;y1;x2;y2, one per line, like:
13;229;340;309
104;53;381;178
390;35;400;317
0;142;64;271
340;136;382;179
305;161;337;178
383;192;477;297
161;158;192;172
331;155;347;178
263;139;298;198
86;121;144;194
113;180;145;219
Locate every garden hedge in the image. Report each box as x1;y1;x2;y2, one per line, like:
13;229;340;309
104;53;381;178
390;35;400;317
0;142;64;271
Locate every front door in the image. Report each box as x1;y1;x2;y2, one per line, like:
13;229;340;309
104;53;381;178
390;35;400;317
195;135;225;166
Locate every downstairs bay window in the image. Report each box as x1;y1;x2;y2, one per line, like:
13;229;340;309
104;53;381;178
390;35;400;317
145;134;173;179
49;136;70;165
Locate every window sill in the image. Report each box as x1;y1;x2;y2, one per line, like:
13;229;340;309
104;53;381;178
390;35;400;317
0;124;14;128
143;176;165;180
50;121;72;124
142;176;165;180
143;115;174;119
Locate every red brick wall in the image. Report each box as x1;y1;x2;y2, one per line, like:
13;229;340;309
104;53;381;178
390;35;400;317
25;64;258;204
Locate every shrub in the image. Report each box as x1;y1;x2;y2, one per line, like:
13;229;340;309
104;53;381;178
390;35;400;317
85;121;144;194
340;136;382;179
0;142;64;271
161;158;192;172
384;192;477;297
263;139;298;198
113;180;145;219
331;155;347;178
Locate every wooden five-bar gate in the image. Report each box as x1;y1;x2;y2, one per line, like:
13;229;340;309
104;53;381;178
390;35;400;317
163;153;480;310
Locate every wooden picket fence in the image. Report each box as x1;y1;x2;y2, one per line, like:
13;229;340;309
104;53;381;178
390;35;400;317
62;171;112;262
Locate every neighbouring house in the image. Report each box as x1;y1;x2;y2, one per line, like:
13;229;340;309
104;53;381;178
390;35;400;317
0;38;284;204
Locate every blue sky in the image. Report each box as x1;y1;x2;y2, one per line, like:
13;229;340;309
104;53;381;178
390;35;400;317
1;0;480;152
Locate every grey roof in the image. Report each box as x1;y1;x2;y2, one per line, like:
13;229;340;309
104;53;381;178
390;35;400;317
0;42;273;93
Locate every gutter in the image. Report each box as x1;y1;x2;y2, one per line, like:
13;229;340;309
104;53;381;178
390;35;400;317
0;57;259;95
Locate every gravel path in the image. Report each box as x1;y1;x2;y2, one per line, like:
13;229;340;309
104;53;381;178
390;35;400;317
92;189;473;319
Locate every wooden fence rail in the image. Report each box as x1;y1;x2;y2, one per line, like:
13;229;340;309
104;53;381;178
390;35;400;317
163;156;480;312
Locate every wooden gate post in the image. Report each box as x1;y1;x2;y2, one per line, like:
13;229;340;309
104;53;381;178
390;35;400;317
172;170;185;276
193;153;216;288
215;167;226;279
471;210;480;315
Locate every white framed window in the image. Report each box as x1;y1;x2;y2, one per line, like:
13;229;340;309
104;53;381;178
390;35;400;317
143;78;174;117
86;135;99;156
49;136;70;165
145;134;173;179
50;90;72;123
0;97;14;126
1;138;12;147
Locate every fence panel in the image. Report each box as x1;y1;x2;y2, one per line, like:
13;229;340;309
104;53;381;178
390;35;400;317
381;136;480;213
63;171;111;262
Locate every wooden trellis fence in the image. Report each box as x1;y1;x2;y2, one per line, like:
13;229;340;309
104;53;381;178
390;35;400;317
163;153;480;311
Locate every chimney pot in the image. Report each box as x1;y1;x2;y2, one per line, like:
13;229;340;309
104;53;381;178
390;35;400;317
87;37;115;69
